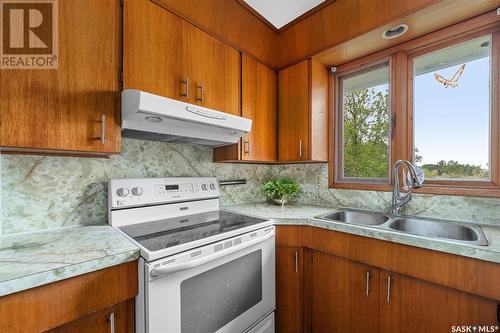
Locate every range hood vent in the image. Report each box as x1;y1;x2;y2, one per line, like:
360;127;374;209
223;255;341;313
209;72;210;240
121;89;252;147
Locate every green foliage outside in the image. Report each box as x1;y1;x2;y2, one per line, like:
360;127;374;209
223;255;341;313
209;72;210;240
343;88;389;178
419;160;488;180
344;88;489;180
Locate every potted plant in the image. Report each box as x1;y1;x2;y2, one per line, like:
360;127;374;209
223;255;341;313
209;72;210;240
261;177;301;206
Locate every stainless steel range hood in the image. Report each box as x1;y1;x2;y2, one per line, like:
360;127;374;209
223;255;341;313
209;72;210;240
121;89;252;146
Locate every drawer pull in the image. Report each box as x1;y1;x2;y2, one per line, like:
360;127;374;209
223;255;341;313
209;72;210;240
101;114;106;144
387;275;392;303
180;76;189;98
365;271;371;296
197;81;205;103
294;251;299;273
108;312;115;333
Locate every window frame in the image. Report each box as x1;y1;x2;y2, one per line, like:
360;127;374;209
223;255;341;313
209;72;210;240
333;57;394;188
328;13;500;197
406;30;500;196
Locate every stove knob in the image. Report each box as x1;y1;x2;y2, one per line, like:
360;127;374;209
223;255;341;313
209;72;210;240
116;188;130;197
209;183;216;190
201;184;208;191
132;187;143;196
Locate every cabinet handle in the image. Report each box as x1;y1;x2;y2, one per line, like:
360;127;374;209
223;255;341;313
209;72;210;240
197;81;204;103
294;251;298;273
180;76;189;98
108;312;115;333
386;275;392;303
244;140;250;155
365;271;371;296
101;114;106;144
299;139;303;157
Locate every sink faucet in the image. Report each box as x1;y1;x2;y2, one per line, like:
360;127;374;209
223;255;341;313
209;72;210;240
391;160;425;215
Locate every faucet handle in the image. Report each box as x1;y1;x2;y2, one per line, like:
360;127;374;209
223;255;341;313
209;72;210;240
412;165;425;188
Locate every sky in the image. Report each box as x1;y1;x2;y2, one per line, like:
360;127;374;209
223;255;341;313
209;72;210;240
414;57;490;169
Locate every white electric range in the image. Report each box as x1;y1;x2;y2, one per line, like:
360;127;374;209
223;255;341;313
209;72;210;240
108;177;275;333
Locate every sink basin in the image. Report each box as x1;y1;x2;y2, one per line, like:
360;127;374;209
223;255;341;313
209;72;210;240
316;209;389;226
389;218;488;245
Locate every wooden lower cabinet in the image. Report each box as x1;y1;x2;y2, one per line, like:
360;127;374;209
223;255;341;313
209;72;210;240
276;247;305;333
0;261;137;333
276;227;500;333
379;271;498;333
311;252;379;333
308;251;499;333
46;299;134;333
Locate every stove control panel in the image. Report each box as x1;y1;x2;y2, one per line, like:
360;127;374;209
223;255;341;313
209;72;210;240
109;177;219;209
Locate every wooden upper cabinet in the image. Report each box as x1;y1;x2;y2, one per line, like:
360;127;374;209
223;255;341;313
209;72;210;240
311;251;379;333
278;58;328;162
124;0;240;115
183;21;240;115
0;0;121;154
123;0;185;103
379;271;499;333
213;55;277;162
241;55;277;161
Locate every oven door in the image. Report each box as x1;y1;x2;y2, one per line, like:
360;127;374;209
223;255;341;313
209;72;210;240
144;226;275;333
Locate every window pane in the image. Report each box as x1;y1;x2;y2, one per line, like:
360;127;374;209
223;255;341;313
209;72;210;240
413;36;491;180
338;62;391;181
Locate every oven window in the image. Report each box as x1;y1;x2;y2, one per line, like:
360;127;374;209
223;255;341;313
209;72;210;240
181;250;263;333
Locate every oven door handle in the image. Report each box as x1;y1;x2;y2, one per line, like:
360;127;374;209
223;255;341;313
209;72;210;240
149;232;274;278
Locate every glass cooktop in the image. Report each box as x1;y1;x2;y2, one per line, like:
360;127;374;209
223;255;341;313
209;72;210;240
119;211;268;252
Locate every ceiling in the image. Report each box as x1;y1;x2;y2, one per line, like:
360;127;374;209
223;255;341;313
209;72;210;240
243;0;325;29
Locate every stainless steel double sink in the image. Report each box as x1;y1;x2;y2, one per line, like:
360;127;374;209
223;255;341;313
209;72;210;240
314;209;488;246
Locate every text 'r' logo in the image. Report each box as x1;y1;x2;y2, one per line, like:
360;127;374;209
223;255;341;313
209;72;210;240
1;0;58;69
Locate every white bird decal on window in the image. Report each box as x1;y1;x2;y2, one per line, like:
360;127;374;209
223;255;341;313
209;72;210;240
434;64;466;88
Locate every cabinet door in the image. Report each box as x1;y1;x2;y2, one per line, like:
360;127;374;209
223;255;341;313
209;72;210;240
184;22;240;115
311;251;379;333
380;271;499;333
278;60;310;161
45;300;134;333
241;55;277;161
123;0;186;102
0;0;121;153
276;247;304;333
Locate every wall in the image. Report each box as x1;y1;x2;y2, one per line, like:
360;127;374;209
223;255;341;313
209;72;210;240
1;138;500;235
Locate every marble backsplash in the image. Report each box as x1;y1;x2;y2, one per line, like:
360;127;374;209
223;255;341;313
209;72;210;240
1;138;500;235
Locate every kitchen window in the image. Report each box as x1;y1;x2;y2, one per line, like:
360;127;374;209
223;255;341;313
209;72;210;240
412;36;491;181
334;61;392;185
329;20;500;197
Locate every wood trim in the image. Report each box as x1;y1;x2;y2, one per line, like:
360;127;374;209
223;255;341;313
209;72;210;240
277;225;500;301
330;10;500;72
1;148;112;158
0;261;138;333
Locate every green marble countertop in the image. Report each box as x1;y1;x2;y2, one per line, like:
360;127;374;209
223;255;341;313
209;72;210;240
2;201;499;298
223;202;500;264
0;225;139;297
